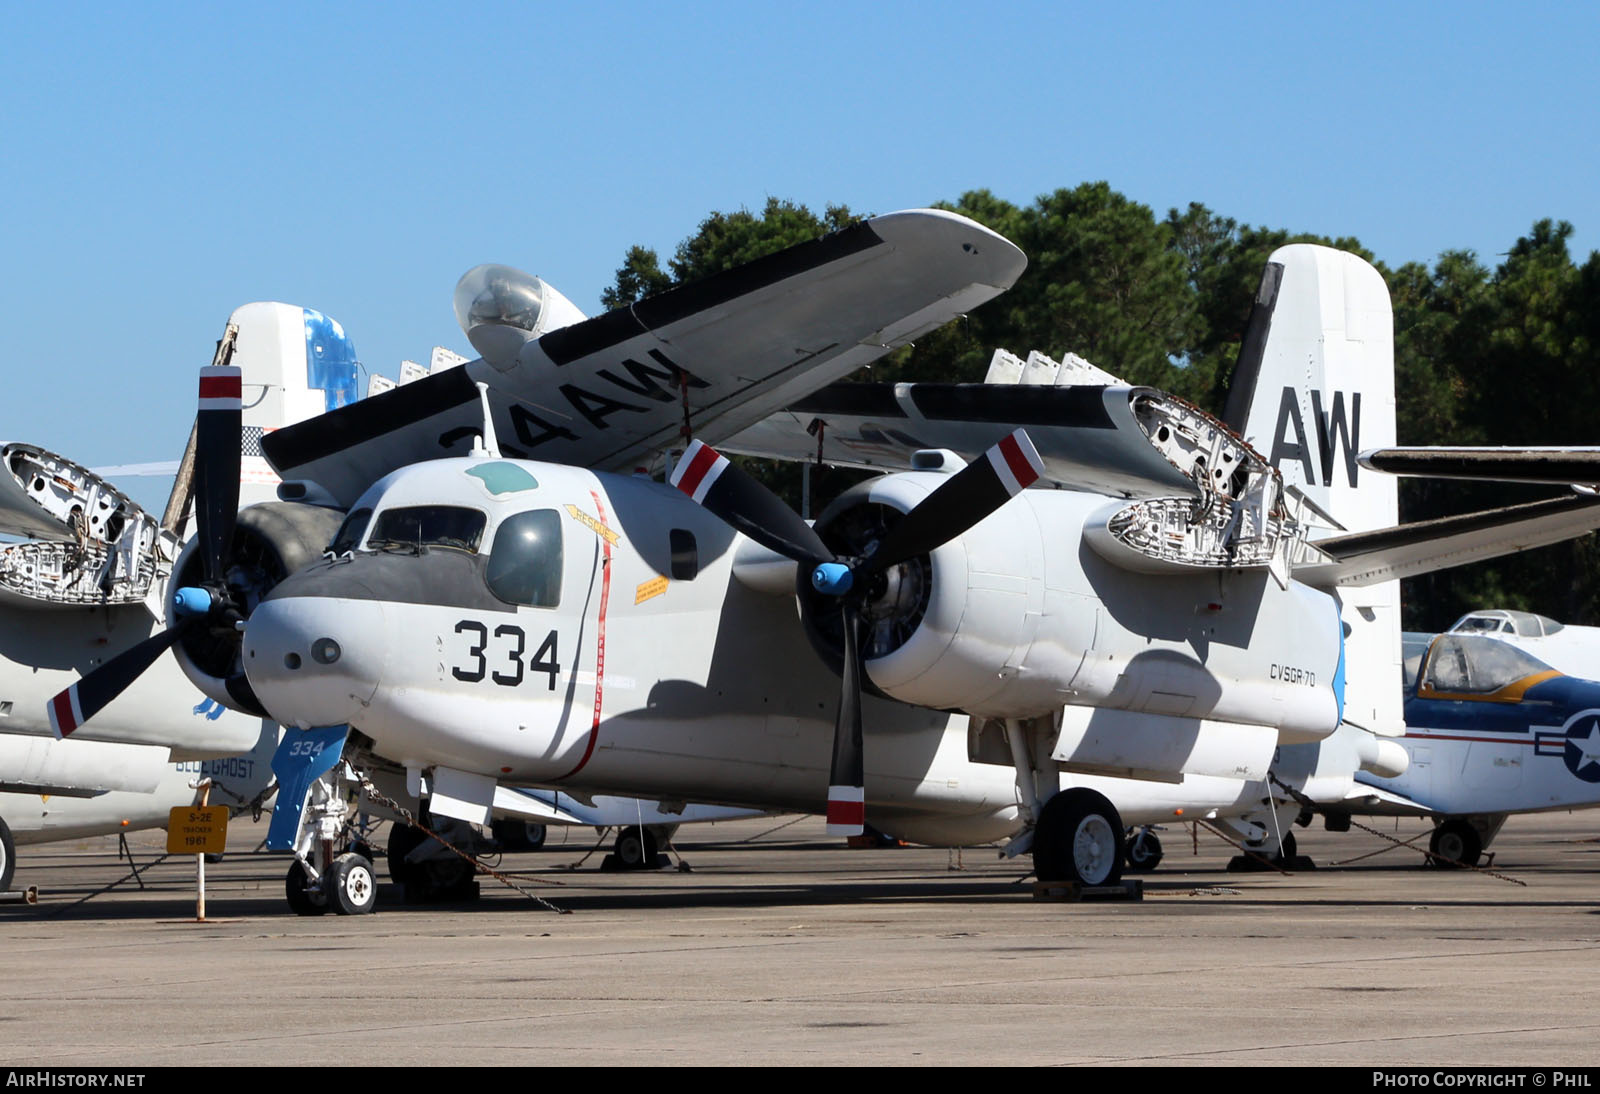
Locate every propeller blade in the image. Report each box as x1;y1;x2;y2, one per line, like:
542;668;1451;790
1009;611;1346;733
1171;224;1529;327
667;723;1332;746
670;440;834;567
47;625;189;737
193;364;243;584
865;428;1044;574
824;604;866;836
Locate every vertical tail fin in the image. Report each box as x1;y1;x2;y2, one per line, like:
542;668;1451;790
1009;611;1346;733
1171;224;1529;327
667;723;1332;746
1228;245;1403;736
1228;244;1397;535
163;304;361;516
231;304;360;506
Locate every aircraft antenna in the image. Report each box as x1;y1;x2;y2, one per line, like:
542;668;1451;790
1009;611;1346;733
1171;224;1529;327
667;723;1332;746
471;382;501;459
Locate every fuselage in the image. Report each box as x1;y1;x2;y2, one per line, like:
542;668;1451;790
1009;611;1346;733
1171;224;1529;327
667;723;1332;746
237;455;1349;836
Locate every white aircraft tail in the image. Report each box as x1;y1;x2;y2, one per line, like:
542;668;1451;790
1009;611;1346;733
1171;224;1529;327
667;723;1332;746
1224;245;1402;737
1225;244;1398;535
227;303;361;507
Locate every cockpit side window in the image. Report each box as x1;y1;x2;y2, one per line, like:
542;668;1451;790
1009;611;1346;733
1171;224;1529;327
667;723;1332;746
368;506;487;553
328;507;372;555
486;509;563;607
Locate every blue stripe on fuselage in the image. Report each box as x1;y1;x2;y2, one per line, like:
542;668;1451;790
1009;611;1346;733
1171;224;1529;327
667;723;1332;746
1404;675;1600;735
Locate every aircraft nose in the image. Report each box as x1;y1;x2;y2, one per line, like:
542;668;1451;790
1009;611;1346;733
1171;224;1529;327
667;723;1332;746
243;591;387;728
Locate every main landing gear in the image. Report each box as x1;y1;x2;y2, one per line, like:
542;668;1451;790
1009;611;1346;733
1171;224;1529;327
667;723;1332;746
1032;787;1127;886
1429;819;1483;869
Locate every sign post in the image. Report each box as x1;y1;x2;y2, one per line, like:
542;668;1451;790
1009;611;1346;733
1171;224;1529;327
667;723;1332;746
167;780;228;922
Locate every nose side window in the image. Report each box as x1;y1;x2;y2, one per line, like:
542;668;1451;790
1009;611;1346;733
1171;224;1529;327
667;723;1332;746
486;509;563;607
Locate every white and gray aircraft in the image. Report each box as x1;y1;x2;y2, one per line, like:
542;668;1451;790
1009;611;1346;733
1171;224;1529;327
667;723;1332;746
49;212;1600;914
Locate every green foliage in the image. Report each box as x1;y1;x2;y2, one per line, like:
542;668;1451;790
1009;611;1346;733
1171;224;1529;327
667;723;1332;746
600;245;672;311
603;191;1600;628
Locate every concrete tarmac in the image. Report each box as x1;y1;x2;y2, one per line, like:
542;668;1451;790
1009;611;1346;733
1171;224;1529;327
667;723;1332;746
3;811;1600;1067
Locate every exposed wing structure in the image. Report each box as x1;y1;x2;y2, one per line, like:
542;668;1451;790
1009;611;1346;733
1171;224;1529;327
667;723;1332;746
0;442;178;613
1294;494;1600;587
263;210;1027;506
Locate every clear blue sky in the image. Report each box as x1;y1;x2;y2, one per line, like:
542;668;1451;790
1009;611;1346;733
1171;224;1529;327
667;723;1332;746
3;1;1595;476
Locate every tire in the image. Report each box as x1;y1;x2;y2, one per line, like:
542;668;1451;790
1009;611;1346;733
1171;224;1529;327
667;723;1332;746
1430;820;1482;869
1033;789;1125;886
0;816;14;892
387;824;426;886
285;859;328;916
1280;831;1298;860
326;853;378;915
493;819;548;852
1125;830;1163;872
614;825;658;869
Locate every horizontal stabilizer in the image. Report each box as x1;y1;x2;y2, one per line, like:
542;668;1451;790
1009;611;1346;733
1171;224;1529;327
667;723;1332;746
1361;447;1600;487
1343;779;1433;816
1296;494;1600;587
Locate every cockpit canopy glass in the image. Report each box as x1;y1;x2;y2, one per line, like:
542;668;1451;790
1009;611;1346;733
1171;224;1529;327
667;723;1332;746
486;509;562;607
1419;634;1555;695
1451;609;1565;637
366;506;486;553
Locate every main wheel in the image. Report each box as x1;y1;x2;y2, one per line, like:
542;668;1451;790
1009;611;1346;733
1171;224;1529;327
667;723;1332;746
0;816;14;892
387;823;426;886
614;825;658;869
1280;831;1298;860
1430;820;1482;868
326;852;378;915
1125;829;1163;872
285;859;328;916
1033;789;1125;886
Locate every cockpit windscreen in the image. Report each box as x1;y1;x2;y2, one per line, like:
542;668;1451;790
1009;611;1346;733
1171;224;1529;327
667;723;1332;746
366;506;487;553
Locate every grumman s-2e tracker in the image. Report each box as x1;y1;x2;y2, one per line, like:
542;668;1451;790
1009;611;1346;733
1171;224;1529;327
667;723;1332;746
49;210;1600;914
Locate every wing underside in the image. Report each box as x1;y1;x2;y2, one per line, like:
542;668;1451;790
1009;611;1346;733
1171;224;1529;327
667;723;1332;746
1298;494;1600;587
722;381;1201;498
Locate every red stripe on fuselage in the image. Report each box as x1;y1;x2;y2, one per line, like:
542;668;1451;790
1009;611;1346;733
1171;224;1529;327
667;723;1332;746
559;489;613;779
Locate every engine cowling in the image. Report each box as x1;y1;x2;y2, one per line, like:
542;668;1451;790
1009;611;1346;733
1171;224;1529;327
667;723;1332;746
800;465;1344;739
800;468;1072;716
168;501;346;714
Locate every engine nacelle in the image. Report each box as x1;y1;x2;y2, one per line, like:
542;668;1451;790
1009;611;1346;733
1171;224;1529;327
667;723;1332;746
803;468;1345;741
169;501;346;714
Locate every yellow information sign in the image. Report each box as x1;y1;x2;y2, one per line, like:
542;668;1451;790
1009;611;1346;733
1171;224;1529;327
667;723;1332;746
167;806;228;855
635;575;668;604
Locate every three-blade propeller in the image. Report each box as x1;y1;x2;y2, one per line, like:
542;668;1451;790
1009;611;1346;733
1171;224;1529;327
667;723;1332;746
48;365;243;737
671;429;1045;834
